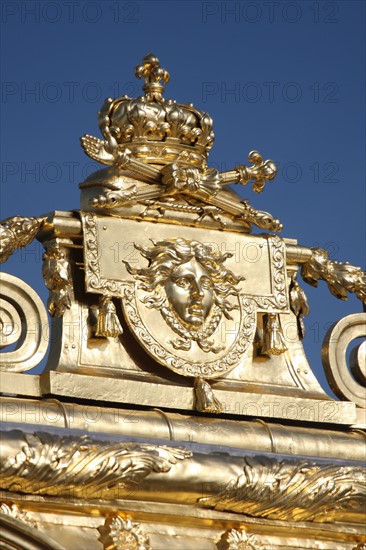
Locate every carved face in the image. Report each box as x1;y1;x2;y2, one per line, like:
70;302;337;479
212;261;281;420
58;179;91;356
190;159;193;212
165;258;214;328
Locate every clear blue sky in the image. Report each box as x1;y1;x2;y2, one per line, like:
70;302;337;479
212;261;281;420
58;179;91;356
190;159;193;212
1;0;365;393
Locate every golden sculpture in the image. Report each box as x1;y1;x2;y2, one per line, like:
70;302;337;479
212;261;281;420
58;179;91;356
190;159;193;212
0;273;48;372
125;238;244;353
42;243;72;317
0;429;192;500
98;515;151;550
302;247;366;303
220;528;269;550
0;216;41;264
198;456;366;522
95;295;123;338
0;53;365;549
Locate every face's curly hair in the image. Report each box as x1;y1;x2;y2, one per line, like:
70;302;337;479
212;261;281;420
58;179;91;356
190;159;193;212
124;238;244;319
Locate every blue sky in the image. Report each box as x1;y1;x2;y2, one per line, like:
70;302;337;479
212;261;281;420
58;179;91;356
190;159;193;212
1;0;365;392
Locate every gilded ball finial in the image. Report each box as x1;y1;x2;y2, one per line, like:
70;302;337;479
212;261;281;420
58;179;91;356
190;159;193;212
135;53;170;101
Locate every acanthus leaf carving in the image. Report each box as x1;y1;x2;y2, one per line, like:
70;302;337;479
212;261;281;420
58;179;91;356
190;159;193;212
0;430;192;500
198;456;366;523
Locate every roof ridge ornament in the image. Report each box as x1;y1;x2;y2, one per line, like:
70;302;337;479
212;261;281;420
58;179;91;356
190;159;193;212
79;53;281;232
0;52;365;432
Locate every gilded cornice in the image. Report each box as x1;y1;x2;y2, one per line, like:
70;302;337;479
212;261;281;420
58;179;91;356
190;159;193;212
1;428;364;525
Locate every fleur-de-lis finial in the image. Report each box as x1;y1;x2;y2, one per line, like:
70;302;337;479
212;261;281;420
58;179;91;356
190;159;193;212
135;53;170;101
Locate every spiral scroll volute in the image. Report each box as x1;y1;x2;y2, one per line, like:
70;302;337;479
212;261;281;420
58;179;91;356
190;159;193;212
322;313;366;410
0;273;48;372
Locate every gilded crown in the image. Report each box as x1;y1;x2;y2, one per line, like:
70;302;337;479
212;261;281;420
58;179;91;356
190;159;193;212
96;53;214;168
80;54;280;233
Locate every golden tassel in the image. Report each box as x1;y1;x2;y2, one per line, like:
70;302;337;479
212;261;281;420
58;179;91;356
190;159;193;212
261;313;287;355
95;296;123;338
194;378;222;413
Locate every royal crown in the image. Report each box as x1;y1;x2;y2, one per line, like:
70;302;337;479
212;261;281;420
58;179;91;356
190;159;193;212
80;53;280;233
95;53;214;168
